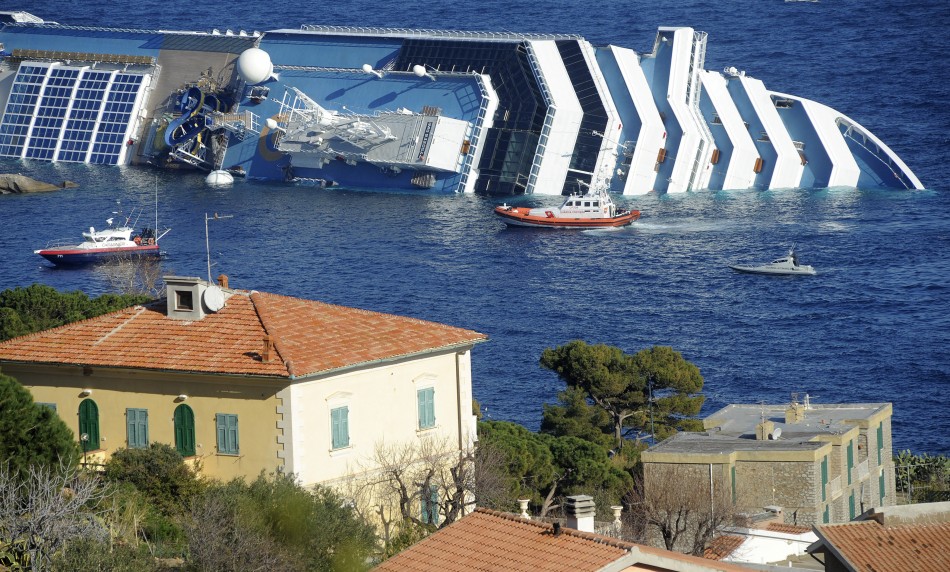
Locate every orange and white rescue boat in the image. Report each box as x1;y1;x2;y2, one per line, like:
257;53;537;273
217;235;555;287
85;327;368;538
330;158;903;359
494;189;640;229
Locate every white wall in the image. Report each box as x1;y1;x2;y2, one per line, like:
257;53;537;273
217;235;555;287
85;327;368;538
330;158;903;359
525;40;584;195
286;348;474;486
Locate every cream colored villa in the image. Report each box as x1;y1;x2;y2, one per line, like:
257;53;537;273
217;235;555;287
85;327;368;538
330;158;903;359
0;276;486;486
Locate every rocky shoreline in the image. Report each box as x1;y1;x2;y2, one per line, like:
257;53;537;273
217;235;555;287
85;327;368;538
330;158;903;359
0;174;78;194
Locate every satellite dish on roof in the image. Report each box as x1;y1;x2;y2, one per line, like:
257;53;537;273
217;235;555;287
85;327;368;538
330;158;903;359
769;427;782;440
203;285;226;312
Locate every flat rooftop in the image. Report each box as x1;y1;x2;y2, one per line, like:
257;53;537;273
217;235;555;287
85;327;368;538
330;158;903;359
648;432;826;455
704;402;892;441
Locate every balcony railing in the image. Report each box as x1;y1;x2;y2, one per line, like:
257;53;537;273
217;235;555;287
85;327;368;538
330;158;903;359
827;476;842;500
856;459;870;481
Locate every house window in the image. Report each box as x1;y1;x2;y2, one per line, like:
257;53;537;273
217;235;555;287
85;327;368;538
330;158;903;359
174;404;196;457
421;484;439;525
176;290;193;311
417;387;435;430
877;424;884;465
847;440;854;484
37;402;57;411
78;398;100;452
821;456;828;501
126;408;149;449
215;413;239;455
331;406;349;450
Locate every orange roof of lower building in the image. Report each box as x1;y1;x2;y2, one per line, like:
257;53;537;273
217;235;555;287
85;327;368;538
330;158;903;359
374;509;755;572
375;509;631;572
704;534;744;560
811;520;950;572
0;288;486;379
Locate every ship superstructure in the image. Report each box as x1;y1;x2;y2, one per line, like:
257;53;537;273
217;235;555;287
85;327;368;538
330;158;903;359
0;13;923;194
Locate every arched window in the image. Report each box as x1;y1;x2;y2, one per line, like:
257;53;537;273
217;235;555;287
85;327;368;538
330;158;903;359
78;398;100;452
174;404;196;457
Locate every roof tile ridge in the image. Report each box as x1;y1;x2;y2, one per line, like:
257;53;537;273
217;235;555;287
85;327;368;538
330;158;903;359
0;301;156;346
473;508;635;550
248;291;292;377
92;305;147;346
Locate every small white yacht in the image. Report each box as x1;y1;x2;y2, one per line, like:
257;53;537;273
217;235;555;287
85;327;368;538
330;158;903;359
730;248;816;276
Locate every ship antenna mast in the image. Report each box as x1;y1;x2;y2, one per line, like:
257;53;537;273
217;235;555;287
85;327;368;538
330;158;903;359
205;212;233;283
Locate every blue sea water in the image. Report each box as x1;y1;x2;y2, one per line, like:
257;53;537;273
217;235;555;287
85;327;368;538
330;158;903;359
2;0;949;454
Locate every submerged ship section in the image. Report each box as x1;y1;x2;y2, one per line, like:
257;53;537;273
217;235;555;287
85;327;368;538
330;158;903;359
0;12;924;193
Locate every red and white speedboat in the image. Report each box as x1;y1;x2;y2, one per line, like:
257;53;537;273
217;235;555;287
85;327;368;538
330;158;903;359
35;208;170;267
494;189;640;229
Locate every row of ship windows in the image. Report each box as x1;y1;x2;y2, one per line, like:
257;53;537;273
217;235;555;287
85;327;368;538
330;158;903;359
0;145;123;164
7;92;140;106
0;112;134;130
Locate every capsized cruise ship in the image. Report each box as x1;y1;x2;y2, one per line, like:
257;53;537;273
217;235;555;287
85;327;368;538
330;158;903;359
0;11;923;195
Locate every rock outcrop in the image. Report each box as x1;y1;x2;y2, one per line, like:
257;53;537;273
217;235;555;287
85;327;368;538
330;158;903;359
0;174;78;194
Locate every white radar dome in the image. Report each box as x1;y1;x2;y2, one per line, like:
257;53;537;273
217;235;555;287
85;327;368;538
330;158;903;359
237;48;274;85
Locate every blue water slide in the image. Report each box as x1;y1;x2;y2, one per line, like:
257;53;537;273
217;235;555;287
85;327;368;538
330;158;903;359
164;87;206;147
163;88;232;148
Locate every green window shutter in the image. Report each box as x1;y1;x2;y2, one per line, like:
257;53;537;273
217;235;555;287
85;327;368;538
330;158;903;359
821;457;828;501
78;399;100;452
731;464;737;504
879;472;886;503
823;505;829;524
847;441;854;484
331;406;349;449
126;408;149;449
848;492;855;519
418;387;435;429
216;413;239;455
174;404;196;457
421;484;439;525
877;424;884;465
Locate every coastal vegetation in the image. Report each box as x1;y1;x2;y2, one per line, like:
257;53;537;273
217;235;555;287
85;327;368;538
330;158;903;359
0;284;151;342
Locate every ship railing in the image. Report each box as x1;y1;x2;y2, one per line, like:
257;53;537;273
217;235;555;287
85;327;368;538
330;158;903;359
298;24;582;42
39;238;82;249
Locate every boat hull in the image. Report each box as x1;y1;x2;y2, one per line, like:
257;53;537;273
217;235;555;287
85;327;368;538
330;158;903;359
729;264;816;276
35;245;161;267
494;206;640;229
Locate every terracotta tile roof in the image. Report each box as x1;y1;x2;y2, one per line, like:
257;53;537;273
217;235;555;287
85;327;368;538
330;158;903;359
764;522;812;535
250;291;486;377
374;509;756;572
811;520;950;572
704;534;744;560
374;509;633;572
0;290;486;379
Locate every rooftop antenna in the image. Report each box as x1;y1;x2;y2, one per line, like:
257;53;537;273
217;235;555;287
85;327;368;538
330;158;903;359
205;212;233;282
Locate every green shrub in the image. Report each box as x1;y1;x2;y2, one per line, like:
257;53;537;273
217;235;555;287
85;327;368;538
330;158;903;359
103;443;204;516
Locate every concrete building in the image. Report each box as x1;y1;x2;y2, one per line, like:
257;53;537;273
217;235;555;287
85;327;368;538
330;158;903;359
0;276;486;489
641;398;896;531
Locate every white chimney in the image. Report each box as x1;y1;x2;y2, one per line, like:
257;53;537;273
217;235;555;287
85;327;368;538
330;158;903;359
564;495;596;533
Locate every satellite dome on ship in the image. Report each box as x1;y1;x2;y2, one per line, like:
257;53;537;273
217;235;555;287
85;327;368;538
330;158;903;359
236;48;274;85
